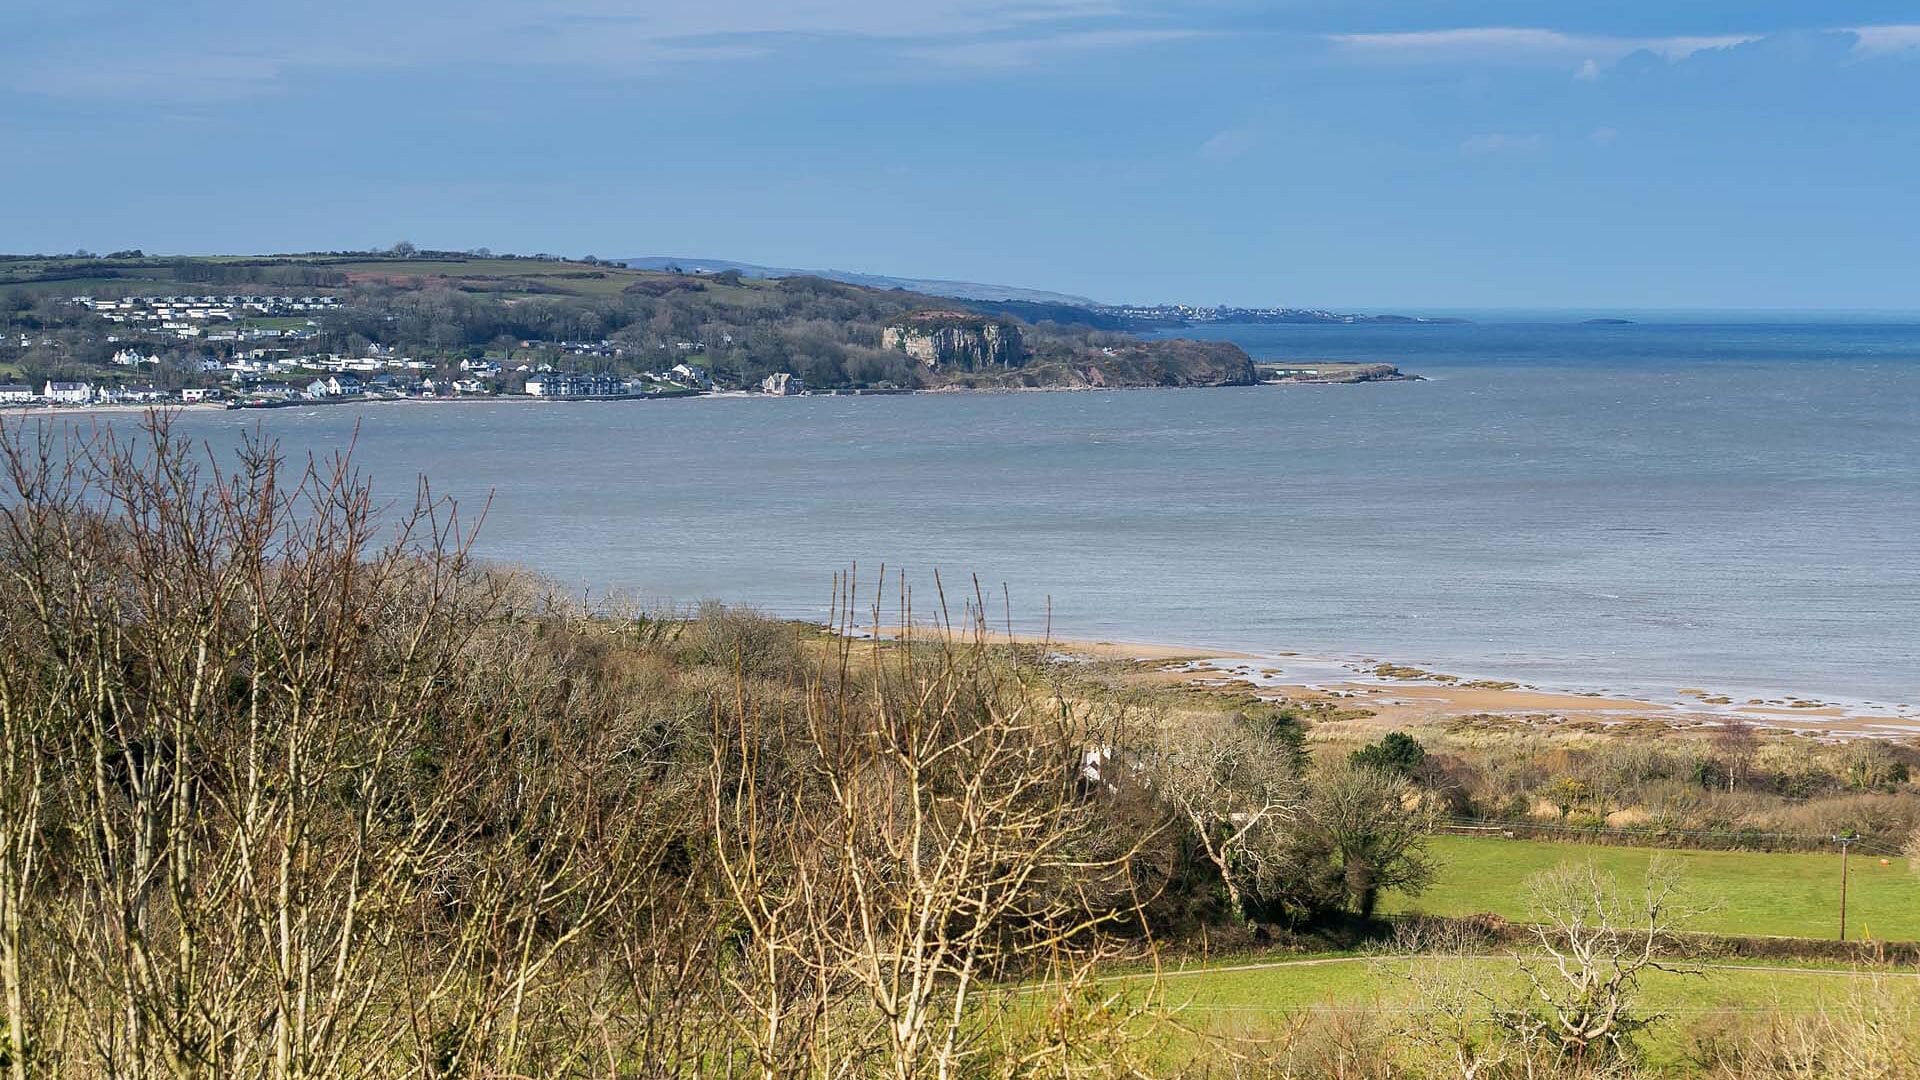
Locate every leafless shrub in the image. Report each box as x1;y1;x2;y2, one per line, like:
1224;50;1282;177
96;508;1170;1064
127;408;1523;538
1499;860;1700;1068
699;571;1168;1078
1401;957;1512;1080
1715;977;1920;1079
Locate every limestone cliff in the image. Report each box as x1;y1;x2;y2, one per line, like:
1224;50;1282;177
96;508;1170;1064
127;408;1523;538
881;311;1025;370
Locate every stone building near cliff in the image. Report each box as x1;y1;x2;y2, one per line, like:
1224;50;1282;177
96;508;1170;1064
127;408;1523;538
881;311;1025;370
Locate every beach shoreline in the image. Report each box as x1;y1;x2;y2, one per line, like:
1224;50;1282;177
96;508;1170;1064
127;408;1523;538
1028;634;1918;739
833;619;1916;737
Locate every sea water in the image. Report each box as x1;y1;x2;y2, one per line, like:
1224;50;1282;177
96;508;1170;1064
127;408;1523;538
94;315;1920;708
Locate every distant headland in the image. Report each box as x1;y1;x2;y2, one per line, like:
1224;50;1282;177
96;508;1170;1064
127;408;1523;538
2;249;1433;405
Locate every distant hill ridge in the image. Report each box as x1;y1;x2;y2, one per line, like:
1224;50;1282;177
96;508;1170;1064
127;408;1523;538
621;257;1100;307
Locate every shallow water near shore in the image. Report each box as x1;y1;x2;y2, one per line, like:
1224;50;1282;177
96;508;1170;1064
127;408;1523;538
68;316;1920;710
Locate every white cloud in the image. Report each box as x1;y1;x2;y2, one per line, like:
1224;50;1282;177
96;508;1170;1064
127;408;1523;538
1575;58;1600;80
1849;24;1920;57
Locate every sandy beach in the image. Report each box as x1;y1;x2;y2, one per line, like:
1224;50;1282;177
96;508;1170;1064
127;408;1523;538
834;620;1916;738
1035;636;1920;739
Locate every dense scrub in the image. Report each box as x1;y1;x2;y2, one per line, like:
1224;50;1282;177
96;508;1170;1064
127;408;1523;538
1309;718;1920;854
0;419;1401;1079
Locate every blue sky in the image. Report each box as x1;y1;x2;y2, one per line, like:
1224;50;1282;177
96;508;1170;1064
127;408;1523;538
4;1;1918;308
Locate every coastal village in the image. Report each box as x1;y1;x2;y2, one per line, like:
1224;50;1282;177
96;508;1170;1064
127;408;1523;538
3;292;814;408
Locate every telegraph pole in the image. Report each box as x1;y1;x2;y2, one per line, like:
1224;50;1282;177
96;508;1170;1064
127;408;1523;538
1832;832;1857;941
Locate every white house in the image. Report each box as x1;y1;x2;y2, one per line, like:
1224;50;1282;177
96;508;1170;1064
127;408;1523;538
669;363;708;385
760;372;803;396
43;381;94;405
0;384;35;404
181;387;219;403
452;378;489;395
305;375;364;398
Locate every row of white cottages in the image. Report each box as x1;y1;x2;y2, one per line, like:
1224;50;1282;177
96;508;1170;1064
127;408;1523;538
0;381;208;405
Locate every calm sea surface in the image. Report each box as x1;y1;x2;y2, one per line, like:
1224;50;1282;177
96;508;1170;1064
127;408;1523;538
115;317;1920;706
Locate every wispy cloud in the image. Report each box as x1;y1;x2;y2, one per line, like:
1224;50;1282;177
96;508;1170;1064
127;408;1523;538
7;0;1198;100
1327;27;1758;64
1328;22;1920;69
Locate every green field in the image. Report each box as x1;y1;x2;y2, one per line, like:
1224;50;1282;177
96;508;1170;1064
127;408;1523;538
1137;954;1918;1072
1071;834;1920;1073
1383;835;1920;941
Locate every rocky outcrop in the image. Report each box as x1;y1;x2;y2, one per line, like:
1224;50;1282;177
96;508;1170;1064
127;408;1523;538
1257;363;1419;384
963;339;1258;389
881;311;1025;370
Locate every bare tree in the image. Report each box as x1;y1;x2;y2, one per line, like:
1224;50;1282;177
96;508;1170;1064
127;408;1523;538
1153;712;1300;920
0;442;64;1080
1504;859;1697;1065
706;574;1164;1078
0;416;706;1077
